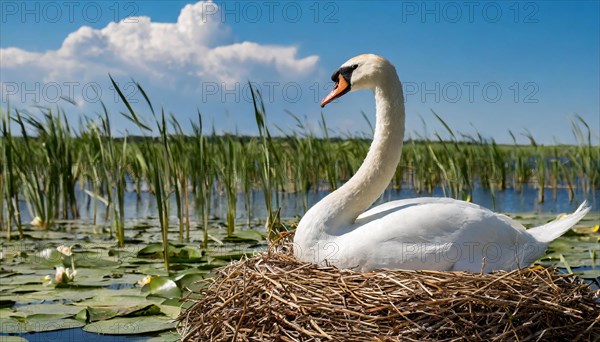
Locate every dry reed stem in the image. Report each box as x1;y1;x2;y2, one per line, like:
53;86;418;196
178;237;600;341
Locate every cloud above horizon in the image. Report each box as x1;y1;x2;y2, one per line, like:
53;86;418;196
1;1;320;108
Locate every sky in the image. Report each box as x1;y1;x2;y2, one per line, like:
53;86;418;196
1;0;598;144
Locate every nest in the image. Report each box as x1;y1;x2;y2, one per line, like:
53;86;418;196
178;235;600;341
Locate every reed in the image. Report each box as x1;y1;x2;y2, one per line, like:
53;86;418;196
251;85;277;237
1;106;22;238
191;112;214;249
1;92;597;274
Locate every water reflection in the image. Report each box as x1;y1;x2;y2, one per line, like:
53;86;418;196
16;183;599;225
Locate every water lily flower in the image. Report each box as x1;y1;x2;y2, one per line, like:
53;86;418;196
56;245;73;256
138;275;152;287
55;266;77;283
56;245;76;271
30;216;44;227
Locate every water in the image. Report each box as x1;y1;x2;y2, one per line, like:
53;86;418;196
11;329;149;342
16;182;599;225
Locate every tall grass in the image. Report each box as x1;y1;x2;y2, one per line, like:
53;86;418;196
1;87;598;271
251;85;278;237
1;105;22;238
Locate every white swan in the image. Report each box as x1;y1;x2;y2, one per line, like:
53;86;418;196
293;54;590;273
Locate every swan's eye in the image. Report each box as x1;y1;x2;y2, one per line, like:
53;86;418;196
352;64;359;70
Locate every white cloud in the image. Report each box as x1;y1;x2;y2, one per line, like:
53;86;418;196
1;1;319;95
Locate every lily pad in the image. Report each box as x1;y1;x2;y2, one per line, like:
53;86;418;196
73;256;120;268
174;272;205;290
6;284;49;294
73;294;157;308
79;303;161;322
575;268;600;280
170;246;204;263
83;316;175;335
0;337;28;342
15;303;83;316
146;330;181;341
157;303;181;319
197;259;228;270
0;317;23;334
1;274;45;285
211;251;251;261
13;288;101;302
137;243;178;258
141;277;181;299
2;314;84;333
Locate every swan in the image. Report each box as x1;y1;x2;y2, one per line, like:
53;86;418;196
293;54;590;273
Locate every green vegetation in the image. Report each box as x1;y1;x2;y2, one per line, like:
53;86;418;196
0;215;267;338
0;87;598;339
1;89;598;268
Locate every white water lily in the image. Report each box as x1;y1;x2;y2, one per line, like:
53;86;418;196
30;216;44;227
54;266;77;283
138;275;152;287
56;245;77;273
56;245;73;256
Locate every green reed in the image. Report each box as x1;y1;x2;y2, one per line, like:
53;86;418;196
1;87;598;273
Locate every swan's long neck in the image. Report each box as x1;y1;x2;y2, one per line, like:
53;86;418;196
297;69;405;242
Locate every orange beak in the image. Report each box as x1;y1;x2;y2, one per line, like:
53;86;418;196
321;73;350;108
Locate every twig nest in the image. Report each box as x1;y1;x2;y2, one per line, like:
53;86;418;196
178;238;600;341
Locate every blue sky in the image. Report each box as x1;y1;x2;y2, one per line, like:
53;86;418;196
1;1;598;144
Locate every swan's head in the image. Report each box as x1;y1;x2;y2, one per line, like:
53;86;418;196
321;54;392;107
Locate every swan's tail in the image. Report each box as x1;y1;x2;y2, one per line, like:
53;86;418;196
527;201;591;244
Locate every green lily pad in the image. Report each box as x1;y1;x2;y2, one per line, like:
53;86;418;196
157;303;181;319
15;303;83;316
0;317;22;334
137;265;170;277
6;284;50;294
0;308;25;319
170;246;204;263
2;314;84;333
211;251;250;261
73;256;120;268
0;336;28;342
146;330;181;342
137;243;178;259
141;277;181;299
80;303;161;322
174;273;205;290
1;274;45;285
222;229;265;243
574;268;600;280
197;258;228;270
14;288;102;302
73;294;157;308
83;316;175;335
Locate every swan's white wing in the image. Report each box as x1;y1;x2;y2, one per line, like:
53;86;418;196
357;197;483;222
333;198;538;272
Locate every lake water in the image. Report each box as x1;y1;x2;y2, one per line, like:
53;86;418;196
14;182;599;226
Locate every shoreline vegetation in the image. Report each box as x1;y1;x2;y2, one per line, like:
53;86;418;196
1;85;598;270
1;85;598;340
